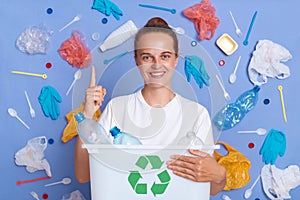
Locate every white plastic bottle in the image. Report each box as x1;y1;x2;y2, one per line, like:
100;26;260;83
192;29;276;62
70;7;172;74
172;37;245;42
110;126;142;145
178;131;204;146
75;112;110;144
99;20;138;52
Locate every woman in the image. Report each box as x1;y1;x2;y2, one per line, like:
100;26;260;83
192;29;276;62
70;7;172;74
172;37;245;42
74;17;226;195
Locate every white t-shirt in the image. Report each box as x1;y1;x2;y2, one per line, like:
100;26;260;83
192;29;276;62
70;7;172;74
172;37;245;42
98;90;213;145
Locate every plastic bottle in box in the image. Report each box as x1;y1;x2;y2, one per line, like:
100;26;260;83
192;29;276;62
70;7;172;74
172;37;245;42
110;126;142;145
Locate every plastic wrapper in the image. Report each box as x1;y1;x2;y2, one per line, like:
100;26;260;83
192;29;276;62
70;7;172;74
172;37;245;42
16;24;52;54
58;31;92;68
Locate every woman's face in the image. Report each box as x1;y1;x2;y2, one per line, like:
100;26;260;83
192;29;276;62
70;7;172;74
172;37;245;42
135;32;178;88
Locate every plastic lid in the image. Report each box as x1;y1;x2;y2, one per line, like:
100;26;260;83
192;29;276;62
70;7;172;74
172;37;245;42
110;126;120;137
74;112;85;122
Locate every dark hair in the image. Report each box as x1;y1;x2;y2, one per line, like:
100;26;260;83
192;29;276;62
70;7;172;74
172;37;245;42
134;17;179;56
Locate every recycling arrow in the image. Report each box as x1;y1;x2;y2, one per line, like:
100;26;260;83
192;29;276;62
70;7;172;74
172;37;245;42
151;170;171;196
135;155;164;170
128;171;147;194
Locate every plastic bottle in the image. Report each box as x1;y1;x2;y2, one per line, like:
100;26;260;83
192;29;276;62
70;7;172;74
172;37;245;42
74;112;110;144
213;86;260;130
178;131;204;146
110;126;142;145
99;20;138;52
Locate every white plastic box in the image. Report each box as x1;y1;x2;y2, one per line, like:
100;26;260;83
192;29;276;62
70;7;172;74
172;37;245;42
83;144;216;200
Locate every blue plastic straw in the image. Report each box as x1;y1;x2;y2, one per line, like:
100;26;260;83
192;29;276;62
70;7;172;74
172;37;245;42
138;4;176;14
243;11;258;46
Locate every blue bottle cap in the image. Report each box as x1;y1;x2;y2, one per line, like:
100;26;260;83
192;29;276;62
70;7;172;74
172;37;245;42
74;112;85;122
110;126;120;137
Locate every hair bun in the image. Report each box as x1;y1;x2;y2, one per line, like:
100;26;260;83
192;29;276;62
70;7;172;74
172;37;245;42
145;17;170;29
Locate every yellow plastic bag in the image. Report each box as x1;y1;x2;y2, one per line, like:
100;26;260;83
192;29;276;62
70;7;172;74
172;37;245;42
214;142;251;190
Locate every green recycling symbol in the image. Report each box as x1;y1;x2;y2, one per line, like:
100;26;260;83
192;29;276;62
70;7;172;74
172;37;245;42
128;155;171;196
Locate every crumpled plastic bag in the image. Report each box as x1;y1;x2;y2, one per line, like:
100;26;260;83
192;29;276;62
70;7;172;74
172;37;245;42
62;190;87;200
16;24;52;54
15;136;52;177
62;102;101;143
58;31;92;69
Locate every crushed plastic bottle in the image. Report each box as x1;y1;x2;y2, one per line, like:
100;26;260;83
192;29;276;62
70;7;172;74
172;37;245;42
178;131;204;146
213;86;260;130
110;126;142;145
74;112;110;144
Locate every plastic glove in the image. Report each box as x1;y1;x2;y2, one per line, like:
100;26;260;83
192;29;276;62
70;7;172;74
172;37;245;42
38;86;62;120
259;129;286;165
92;0;123;20
184;55;210;89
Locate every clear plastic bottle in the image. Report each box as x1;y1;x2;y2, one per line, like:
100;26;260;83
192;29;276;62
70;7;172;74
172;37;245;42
74;112;110;144
99;20;138;52
110;126;142;145
178;131;204;146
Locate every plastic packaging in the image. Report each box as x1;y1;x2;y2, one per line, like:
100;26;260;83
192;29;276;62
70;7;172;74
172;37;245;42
178;131;204;145
110;126;142;145
16;24;52;54
99;20;138;52
213;86;260;130
74;112;110;144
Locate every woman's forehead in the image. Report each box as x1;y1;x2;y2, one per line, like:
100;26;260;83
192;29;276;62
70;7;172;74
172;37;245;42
135;32;175;53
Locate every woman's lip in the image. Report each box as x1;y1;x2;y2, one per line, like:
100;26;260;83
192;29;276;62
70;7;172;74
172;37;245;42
149;71;166;78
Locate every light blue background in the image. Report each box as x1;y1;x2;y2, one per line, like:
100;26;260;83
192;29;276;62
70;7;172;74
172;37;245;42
1;0;299;199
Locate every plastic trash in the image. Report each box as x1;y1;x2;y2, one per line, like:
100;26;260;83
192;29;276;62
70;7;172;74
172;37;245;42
38;86;62;120
99;20;138;52
62;190;87;200
178;131;204;146
213;86;260;130
74;112;110;144
110;126;142;145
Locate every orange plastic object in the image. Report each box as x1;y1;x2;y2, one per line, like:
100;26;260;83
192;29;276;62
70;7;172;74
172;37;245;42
214;142;251;190
183;0;220;40
58;31;91;68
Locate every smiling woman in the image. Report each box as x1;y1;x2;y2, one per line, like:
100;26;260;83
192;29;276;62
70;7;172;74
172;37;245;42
74;16;226;196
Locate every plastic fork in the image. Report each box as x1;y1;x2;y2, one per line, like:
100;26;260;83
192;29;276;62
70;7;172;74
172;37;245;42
216;74;230;101
229;11;242;37
30;191;40;200
24;90;35;118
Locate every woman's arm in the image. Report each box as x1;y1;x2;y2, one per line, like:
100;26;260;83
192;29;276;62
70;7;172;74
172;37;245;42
74;137;90;183
166;149;226;195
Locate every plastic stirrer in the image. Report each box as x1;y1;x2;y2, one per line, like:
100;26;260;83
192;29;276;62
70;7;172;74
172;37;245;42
8;108;30;129
138;4;176;14
59;14;82;32
11;71;47;79
24;90;35;118
238;128;267;135
229;11;242;37
16;176;50;185
216;74;230;101
244;175;261;199
103;51;128;64
44;177;71;187
66;69;82;96
229;56;241;84
278;85;287;122
243;11;258;46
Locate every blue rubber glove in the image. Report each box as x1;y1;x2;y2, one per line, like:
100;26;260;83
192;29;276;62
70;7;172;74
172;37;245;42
184;55;210;89
92;0;123;20
259;129;286;165
38;86;62;120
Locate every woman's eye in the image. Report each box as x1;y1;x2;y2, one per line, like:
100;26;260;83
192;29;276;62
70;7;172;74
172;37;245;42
162;55;170;60
142;56;152;62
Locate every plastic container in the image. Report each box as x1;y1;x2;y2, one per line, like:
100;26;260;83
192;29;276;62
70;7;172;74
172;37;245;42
74;112;110;144
216;33;238;55
83;144;218;200
110;126;142;145
99;20;138;52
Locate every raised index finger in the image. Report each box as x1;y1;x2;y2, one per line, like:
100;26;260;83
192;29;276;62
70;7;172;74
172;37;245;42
89;65;96;87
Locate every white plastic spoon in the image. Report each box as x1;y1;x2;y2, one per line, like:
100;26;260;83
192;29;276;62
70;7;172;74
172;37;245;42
229;56;241;84
244;175;261;199
8;108;30;129
44;177;71;187
59;14;82;32
216;74;230;101
66;69;82;96
30;191;40;200
169;25;185;35
238;128;267;135
24;90;35;118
